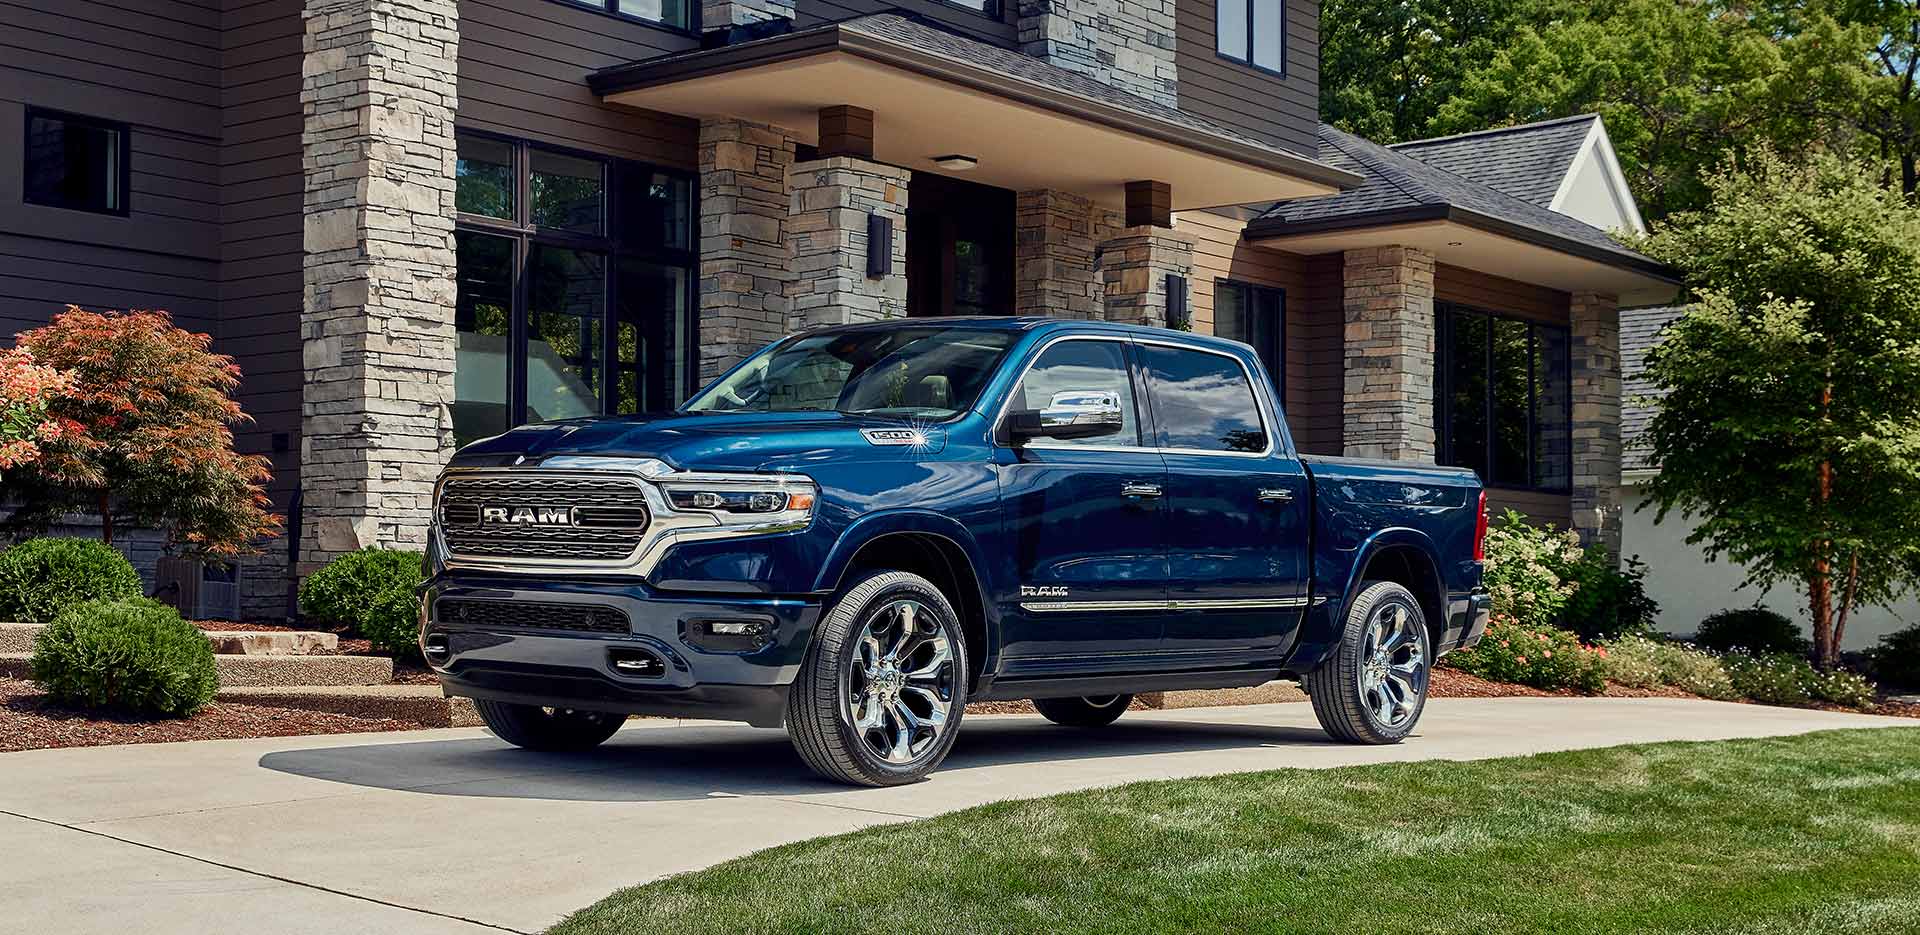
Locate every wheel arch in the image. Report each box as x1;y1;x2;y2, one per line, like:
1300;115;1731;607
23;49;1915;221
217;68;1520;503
1344;529;1448;648
814;512;994;689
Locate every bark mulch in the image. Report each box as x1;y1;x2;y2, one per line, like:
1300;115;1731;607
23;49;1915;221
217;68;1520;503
0;678;421;753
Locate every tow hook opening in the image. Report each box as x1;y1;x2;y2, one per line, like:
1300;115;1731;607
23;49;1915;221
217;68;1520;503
607;646;667;679
422;632;451;664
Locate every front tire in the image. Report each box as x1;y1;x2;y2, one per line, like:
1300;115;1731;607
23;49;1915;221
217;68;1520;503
1034;694;1132;727
787;570;968;786
1304;581;1432;744
474;700;625;752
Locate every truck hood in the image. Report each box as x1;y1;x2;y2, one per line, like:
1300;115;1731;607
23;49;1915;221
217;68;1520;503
448;412;950;473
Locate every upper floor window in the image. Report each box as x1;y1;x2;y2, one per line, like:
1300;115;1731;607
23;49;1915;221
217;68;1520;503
24;108;128;215
1217;0;1285;75
1435;302;1572;492
936;0;1000;14
561;0;690;31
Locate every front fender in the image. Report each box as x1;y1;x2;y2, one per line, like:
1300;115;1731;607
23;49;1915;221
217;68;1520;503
811;510;1001;670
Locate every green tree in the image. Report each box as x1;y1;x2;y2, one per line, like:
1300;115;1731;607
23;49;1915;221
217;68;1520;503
1765;1;1920;196
1634;150;1920;668
1431;0;1791;218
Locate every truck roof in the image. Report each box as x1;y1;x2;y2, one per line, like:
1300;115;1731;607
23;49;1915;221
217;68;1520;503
797;316;1256;356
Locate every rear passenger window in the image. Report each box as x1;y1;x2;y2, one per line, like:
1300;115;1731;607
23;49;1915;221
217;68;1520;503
1142;345;1268;453
1013;340;1141;447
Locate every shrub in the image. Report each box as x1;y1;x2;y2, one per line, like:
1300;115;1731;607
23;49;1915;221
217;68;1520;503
29;598;217;717
1718;652;1877;709
1695;606;1811;656
0;537;142;623
1597;635;1739;700
1557;551;1660;643
1446;614;1606;694
1481;510;1586;628
299;548;424;656
1867;624;1920;689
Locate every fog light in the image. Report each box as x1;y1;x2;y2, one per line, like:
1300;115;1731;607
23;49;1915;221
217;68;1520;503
684;618;774;653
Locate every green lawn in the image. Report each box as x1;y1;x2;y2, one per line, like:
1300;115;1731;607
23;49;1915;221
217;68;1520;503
551;729;1920;935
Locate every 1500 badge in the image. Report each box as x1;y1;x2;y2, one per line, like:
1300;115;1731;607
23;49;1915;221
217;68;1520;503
1020;585;1070;598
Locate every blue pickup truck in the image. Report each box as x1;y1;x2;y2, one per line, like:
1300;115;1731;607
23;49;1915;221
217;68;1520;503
421;318;1490;786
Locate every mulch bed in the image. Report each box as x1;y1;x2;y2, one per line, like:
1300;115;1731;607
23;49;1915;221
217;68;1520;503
1432;664;1920;719
0;678;421;753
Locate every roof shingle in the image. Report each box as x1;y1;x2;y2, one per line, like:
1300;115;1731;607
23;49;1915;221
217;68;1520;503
1390;115;1598;208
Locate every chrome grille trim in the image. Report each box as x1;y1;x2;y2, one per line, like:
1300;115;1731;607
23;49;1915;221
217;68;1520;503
437;473;651;562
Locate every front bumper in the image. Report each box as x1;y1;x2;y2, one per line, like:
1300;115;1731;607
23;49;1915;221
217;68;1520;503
1439;591;1493;655
420;575;821;727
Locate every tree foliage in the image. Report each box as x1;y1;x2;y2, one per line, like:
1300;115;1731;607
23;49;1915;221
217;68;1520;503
1764;0;1920;195
1635;151;1920;667
2;307;280;557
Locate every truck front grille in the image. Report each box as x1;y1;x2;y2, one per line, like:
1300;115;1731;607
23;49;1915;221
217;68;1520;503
437;473;650;562
435;598;631;634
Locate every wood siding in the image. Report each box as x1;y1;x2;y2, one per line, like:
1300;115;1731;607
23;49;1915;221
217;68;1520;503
797;0;1016;46
1182;211;1342;454
1174;0;1320;157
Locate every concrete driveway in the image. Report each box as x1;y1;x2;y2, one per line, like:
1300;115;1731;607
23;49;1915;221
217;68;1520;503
1;698;1909;935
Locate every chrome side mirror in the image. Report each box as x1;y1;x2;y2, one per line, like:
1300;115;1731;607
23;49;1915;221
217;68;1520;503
1007;389;1125;443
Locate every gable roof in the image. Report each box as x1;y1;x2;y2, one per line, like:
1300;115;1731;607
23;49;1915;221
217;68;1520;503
1247;125;1673;281
1622;305;1689;474
1390;115;1599;209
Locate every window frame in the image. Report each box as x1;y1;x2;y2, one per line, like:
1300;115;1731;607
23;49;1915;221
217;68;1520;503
549;0;698;35
1212;279;1285;403
1137;337;1278;459
1216;0;1287;79
931;0;1002;19
22;106;131;217
996;335;1152;453
1434;301;1574;493
452;129;699;431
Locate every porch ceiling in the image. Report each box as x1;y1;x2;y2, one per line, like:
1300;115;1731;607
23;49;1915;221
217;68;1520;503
589;15;1363;212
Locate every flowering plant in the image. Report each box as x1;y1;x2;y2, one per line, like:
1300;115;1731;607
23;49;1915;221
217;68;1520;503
1481;509;1586;627
1446;613;1606;694
0;347;77;473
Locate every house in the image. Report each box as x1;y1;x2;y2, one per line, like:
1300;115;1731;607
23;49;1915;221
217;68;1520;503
0;0;1677;616
1621;308;1917;650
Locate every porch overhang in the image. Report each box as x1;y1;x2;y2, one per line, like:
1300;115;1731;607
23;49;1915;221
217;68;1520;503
1245;207;1683;307
588;15;1363;212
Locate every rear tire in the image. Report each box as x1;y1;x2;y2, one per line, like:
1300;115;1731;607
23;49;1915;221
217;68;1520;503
1304;581;1432;745
786;570;968;786
474;700;625;752
1033;694;1132;727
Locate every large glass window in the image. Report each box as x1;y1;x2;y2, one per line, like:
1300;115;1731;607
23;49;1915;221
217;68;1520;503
1436;303;1573;491
1013;340;1142;448
1214;280;1284;399
1217;0;1285;73
1141;345;1268;454
560;0;690;31
686;328;1018;420
452;132;695;447
24;108;128;215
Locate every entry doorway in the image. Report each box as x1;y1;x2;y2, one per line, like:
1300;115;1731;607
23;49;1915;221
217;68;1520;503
907;172;1015;317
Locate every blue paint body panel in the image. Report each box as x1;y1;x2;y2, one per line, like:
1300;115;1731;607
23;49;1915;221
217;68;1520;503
422;318;1488;723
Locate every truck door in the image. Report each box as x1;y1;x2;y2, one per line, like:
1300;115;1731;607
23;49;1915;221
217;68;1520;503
1138;341;1311;658
993;336;1170;670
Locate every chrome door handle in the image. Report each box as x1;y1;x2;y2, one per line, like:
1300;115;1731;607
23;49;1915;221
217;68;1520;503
1258;488;1295;503
1121;482;1164;499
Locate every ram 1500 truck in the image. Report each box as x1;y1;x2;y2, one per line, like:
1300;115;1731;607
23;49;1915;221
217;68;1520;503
421;318;1491;786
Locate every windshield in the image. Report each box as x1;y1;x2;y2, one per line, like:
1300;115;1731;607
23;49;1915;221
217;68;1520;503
683;327;1019;420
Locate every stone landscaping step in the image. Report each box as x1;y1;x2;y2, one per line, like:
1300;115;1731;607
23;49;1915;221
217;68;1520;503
218;685;480;728
0;622;339;656
0;652;392;688
1138;680;1308;710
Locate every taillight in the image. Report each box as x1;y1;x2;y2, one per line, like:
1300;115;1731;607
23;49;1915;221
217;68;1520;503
1472;490;1489;562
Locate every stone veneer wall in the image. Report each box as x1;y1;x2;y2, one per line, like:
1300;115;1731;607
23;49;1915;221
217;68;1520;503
1015;189;1102;319
1099;226;1194;328
702;0;793;28
1016;0;1180;108
1341;246;1436;461
298;0;459;572
788;157;910;328
1571;291;1623;555
698;118;797;380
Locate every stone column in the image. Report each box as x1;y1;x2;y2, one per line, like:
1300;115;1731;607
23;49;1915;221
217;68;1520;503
788;156;909;329
1571;291;1623;556
1342;246;1436;462
1015;189;1101;319
1016;0;1179;108
1099;226;1192;328
698;118;796;380
299;0;459;572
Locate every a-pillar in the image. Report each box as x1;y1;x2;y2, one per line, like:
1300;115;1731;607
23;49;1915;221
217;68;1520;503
698;118;797;380
1015;189;1100;319
298;0;459;571
788;107;908;328
1341;246;1436;462
1571;291;1623;555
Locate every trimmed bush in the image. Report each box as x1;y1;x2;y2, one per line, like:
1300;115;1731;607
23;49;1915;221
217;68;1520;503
299;548;424;657
1446;614;1606;694
1557;551;1660;643
0;538;142;623
1597;635;1739;700
1867;625;1920;689
29;598;217;717
1695;606;1811;656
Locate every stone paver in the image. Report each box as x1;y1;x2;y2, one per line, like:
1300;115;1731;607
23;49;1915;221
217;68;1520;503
0;698;1907;935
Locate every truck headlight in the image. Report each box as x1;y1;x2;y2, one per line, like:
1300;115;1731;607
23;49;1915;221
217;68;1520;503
657;474;818;529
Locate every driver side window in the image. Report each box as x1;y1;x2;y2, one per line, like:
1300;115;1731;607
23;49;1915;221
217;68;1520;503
1013;340;1141;447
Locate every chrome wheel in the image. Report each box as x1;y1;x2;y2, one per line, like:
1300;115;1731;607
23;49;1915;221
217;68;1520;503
845;599;956;764
1356;600;1427;728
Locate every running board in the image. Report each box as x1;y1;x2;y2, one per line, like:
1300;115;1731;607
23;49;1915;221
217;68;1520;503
974;668;1279;702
